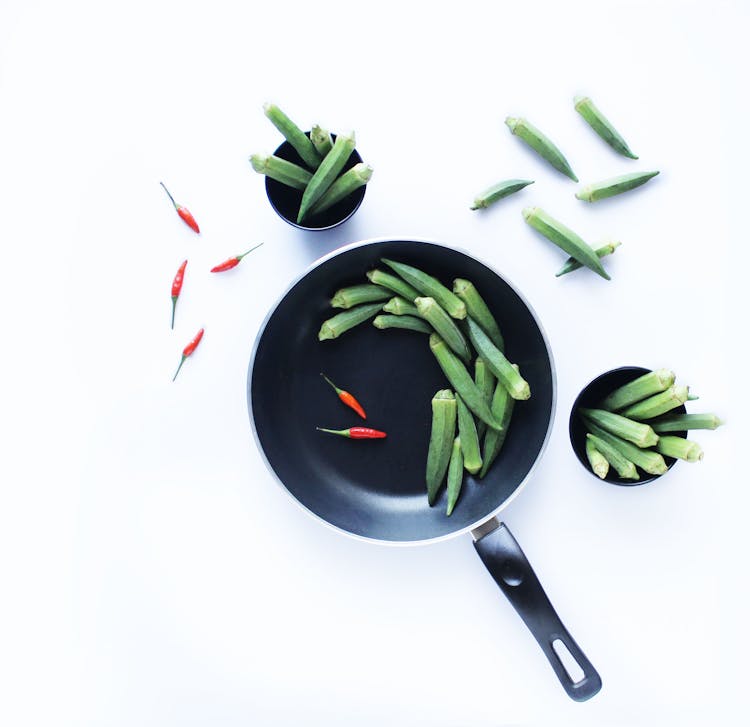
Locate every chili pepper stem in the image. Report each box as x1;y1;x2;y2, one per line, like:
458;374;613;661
172;355;187;382
159;181;178;209
237;242;264;260
321;373;343;394
170;295;177;329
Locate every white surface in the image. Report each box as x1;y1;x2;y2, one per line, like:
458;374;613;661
1;1;747;724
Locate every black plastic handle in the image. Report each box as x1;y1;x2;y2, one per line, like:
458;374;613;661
473;521;602;701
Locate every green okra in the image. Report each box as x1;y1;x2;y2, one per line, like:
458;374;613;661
655;436;704;463
452;278;504;351
585;437;610;479
429;334;503;431
585;421;667;476
366;269;420;302
579;407;659;448
556;241;621;277
331;284;391;309
372;314;432;334
479;374;516;478
308;163;373;218
650;413;723;433
474;358;496;441
263;103;322;170
574;96;639;160
620;385;690;420
585;433;639;480
318;302;383;341
456;394;482;475
298;131;357;223
250;153;313;190
600;369;676;411
505;117;578;181
576;171;660;203
522;207;610;280
382;259;467;319
416;297;471;363
446;436;465;516
382;296;419;317
465;317;530;400
426;390;457;505
470;179;534;210
310;124;333;157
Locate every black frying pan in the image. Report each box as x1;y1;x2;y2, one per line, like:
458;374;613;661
248;238;602;701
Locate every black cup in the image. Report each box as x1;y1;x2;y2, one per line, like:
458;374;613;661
569;366;687;486
265;133;366;231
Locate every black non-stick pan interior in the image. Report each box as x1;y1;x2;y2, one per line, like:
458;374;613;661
249;240;554;542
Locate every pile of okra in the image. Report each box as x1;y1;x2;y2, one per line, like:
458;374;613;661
580;369;723;481
318;258;531;516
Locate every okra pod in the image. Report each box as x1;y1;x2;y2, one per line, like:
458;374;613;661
318;302;383;341
456;394;482;475
382;296;419;317
372;314;432;334
465;317;530;400
382;259;466;319
585;422;667;475
600;368;676;411
585;437;610;479
308;163;373;218
474;358;496;441
555;241;621;277
470;179;534;210
505;117;578;182
415;297;471;363
263;103;322;169
250;153;313;190
429;334;503;431
522;207;610;280
330;284;391;309
579;407;659;448
452;279;504;351
298;131;357;223
479;375;516;478
655;436;704;463
366;269;420;302
310;124;333;157
585;433;639;480
576;171;659;203
574;96;638;160
620;385;689;420
446;436;465;516
426;390;457;505
650;413;723;433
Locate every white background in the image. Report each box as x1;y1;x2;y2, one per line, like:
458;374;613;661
1;1;747;725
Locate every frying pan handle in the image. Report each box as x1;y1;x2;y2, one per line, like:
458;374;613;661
473;522;602;701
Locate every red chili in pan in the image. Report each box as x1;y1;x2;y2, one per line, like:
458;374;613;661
170;259;188;329
316;427;386;439
172;328;204;381
210;243;264;273
321;373;367;419
160;182;200;233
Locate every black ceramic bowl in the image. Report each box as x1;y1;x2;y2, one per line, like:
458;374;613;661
265;133;366;231
569;366;687;486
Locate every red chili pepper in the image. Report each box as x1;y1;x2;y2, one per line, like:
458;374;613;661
316;427;386;439
210;242;264;273
170;259;188;329
160;181;200;233
172;328;204;381
321;373;367;419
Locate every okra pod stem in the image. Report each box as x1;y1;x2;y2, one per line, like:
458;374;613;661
585;421;667;475
465;317;530;400
555;241;621;277
522;207;610;280
263;103;322;169
318;302;383;341
655;436;704;463
574;96;638;159
372;314;432;334
330;284;391;309
579;407;659;448
505;117;578;181
382;259;466;319
452;278;504;351
446;436;465;516
308;163;373;218
620;385;689;420
416;297;471;363
250;153;313;190
470;179;534;210
310;124;333;157
456;394;482;475
585;437;610;479
366;269;420;302
650;413;723;433
585;433;639;480
382;296;419;317
479;375;516;478
576;171;659;203
600;368;676;411
474;358;496;441
426;390;457;505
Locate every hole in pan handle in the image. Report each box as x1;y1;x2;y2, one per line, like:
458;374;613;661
472;520;602;702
